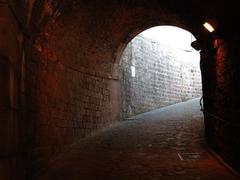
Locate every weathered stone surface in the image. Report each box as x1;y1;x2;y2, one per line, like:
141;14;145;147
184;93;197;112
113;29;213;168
119;35;202;118
35;99;238;180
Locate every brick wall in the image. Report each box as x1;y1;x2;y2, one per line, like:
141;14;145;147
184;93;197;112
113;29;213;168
119;35;202;118
0;4;22;180
25;34;113;176
201;38;240;171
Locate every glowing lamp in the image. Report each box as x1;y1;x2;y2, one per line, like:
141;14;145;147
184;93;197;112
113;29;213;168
203;22;215;32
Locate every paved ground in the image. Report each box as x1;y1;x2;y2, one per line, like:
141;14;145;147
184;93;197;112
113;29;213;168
36;98;239;180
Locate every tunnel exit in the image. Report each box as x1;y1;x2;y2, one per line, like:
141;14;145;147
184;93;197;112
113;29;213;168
119;26;202;119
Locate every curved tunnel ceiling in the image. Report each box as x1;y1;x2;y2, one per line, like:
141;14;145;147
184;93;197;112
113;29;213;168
8;0;239;39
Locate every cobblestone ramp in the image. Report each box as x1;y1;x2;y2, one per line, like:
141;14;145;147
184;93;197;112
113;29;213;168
36;98;239;180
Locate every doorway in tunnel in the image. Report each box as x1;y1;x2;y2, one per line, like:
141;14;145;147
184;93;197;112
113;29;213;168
118;26;202;119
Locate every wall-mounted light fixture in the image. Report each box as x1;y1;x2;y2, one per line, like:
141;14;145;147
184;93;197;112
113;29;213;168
191;40;201;51
203;18;218;34
194;18;221;52
203;22;215;32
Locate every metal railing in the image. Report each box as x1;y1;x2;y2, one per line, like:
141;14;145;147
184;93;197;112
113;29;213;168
200;96;240;127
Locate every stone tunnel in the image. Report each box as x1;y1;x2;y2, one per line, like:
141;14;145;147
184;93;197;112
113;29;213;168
0;1;240;180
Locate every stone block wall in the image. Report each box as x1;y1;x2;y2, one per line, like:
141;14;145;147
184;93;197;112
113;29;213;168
119;35;202;118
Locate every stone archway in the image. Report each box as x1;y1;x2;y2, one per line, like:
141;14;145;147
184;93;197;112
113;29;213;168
110;16;200;123
117;26;202;119
17;1;207;177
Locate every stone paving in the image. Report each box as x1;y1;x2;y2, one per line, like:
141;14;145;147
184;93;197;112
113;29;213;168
36;98;239;180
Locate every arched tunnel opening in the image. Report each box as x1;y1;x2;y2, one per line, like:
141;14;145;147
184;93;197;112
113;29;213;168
118;26;202;119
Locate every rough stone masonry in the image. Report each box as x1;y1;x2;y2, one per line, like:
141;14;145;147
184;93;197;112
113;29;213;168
119;34;202;118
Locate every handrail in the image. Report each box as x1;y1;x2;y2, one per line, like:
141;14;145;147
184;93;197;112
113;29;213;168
200;96;240;127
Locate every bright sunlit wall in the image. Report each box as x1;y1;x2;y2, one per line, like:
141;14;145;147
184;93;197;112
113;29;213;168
119;26;202;118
